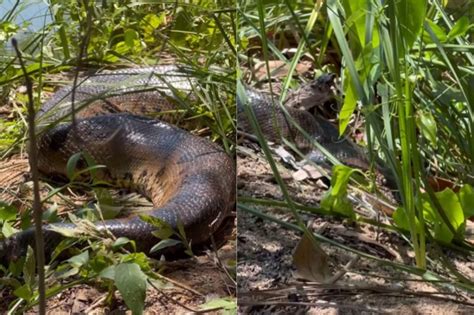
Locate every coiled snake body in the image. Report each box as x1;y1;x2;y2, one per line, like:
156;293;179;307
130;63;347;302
0;66;235;263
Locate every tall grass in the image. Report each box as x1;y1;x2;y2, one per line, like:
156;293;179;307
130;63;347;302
238;0;473;291
0;0;236;312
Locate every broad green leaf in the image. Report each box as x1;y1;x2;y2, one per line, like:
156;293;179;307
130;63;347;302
423;19;448;43
51;238;79;262
423;189;464;243
67;251;89;268
447;16;470;39
124;29;138;48
150;239;181;254
13;284;33;301
115;263;147;315
396;0;427;49
121;253;151;272
141;13;166;42
99;265;115;280
0;202;18;221
459;184;474;218
422;270;442;281
393;207;410;231
320;165;357;218
151;228;174;240
416;110;437;148
2;221;18;237
57;266;79;279
113;237;131;249
342;0;380;53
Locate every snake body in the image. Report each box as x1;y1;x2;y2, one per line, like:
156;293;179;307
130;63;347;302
238;76;396;186
0;66;235;263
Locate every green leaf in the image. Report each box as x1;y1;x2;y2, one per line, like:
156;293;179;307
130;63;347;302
2;221;18;237
339;73;357;135
423;19;448;43
0;278;22;290
115;263;147;315
23;246;36;288
151;228;174;240
422;189;465;243
42;204;59;222
67;251;89;268
0;202;18;221
150;239;181;254
121;253;151;272
113;237;131;249
124;29;138;48
447;16;470;39
416;110;437;148
99;265;115;280
66;152;84;180
459;184;474;218
176;217;187;241
320;165;357;218
422;270;442;281
341;0;381;56
139;214;173;231
13;284;33;301
393;207;410;231
199;297;237;313
397;0;427;49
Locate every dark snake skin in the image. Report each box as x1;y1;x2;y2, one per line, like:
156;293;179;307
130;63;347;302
238;76;396;186
0;66;235;264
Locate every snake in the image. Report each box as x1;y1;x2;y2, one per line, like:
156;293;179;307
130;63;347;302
237;75;397;188
0;65;236;264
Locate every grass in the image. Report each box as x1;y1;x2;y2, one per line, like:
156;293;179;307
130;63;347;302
237;0;473;294
0;0;236;313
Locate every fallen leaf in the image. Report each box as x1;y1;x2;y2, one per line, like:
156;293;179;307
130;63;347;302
293;233;332;282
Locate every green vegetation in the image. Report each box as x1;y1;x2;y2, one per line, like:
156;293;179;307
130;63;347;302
0;0;236;313
238;0;473;294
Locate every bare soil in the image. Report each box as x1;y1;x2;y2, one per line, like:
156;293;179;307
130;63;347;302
237;141;474;314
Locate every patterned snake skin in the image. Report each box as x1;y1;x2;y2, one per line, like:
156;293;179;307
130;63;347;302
238;75;396;186
0;66;235;263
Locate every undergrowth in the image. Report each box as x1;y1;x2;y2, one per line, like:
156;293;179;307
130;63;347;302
238;0;473;295
0;0;236;313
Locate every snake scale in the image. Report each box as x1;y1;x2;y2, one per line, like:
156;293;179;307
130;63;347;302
0;65;236;264
0;67;395;264
238;75;396;188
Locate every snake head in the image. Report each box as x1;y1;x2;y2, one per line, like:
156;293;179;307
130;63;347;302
0;230;33;267
312;73;337;89
286;73;338;110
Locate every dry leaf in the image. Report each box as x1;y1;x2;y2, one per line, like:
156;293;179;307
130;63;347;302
254;60;313;80
273;145;297;168
293;233;332;282
293;169;309;181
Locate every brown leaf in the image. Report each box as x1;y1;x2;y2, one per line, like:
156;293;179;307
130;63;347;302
293;233;332;282
253;60;313;81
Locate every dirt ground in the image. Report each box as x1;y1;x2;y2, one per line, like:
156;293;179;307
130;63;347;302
0;157;236;314
236;141;474;314
30;244;236;314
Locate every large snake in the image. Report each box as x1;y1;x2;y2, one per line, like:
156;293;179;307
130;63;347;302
237;76;396;188
0;66;236;264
